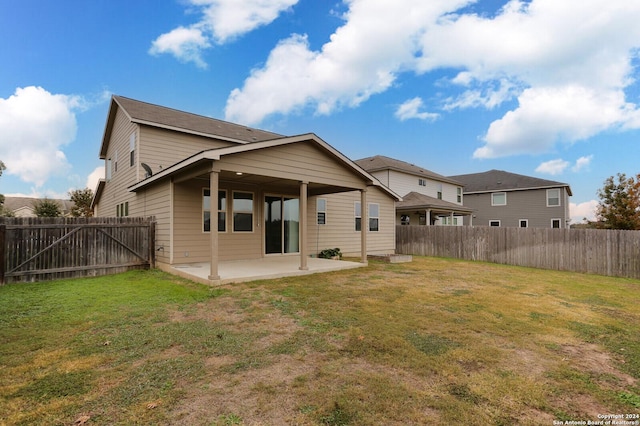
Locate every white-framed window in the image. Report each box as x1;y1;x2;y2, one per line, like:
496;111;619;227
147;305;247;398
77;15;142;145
492;192;507;206
418;178;427;187
457;187;462;203
116;202;129;217
547;189;561;207
317;198;327;225
233;191;253;232
437;184;443;200
489;220;501;227
114;150;118;173
106;158;112;181
354;202;379;231
129;133;136;167
519;219;528;228
551;218;561;229
203;189;226;232
369;203;379;232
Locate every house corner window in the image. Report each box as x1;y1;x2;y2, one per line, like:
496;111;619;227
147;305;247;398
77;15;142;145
547;189;561;207
492;192;506;206
317;198;327;225
233;191;253;232
129;133;136;167
203;189;226;232
552;219;561;229
437;184;443;200
369;203;379;231
106;158;112;181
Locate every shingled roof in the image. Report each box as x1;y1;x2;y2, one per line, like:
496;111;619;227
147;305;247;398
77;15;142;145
100;96;283;158
354;155;462;186
396;191;473;213
449;169;572;196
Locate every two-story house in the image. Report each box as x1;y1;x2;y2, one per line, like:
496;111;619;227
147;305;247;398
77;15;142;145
355;155;473;226
449;169;572;228
91;96;400;282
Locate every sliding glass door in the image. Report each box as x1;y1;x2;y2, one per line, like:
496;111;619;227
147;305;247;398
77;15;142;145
265;196;299;254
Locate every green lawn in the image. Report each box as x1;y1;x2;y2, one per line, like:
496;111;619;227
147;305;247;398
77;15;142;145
1;258;639;425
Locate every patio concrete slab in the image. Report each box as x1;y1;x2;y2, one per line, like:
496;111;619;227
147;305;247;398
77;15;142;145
160;256;367;285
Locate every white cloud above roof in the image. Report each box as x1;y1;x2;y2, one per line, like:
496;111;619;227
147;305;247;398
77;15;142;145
222;0;640;159
395;97;439;122
0;87;80;187
149;0;298;67
535;159;569;176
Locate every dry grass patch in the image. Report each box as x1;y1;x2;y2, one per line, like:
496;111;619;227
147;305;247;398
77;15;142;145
1;258;639;425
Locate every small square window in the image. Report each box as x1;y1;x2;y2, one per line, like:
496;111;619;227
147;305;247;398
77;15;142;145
552;219;561;228
492;192;506;206
519;219;528;228
547;189;561;207
489;220;501;227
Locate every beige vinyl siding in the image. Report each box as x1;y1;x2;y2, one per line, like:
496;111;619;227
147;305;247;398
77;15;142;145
139;126;235;174
218;142;365;189
132;181;171;264
308;187;395;257
172;181;262;264
385;170;462;204
95;108;138;217
462;187;569;228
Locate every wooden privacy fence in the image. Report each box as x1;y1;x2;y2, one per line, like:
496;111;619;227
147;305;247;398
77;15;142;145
396;225;640;279
0;217;156;284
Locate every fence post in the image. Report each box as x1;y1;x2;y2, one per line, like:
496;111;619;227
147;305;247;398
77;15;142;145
0;224;5;285
149;219;156;269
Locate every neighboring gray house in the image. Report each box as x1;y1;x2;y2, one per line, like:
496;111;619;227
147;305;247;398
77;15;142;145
355;155;473;226
449;170;572;228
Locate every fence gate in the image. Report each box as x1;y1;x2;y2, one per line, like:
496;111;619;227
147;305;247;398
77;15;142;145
0;217;156;284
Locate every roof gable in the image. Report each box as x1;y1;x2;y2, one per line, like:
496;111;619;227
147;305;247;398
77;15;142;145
355;155;462;186
449;169;573;195
99;95;283;158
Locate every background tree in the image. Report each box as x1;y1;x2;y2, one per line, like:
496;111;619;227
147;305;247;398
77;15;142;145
596;173;640;230
69;188;94;217
33;198;62;217
0;160;13;217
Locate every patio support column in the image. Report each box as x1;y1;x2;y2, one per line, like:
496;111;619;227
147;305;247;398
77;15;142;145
360;188;368;264
469;214;473;226
451;211;454;226
208;167;220;280
299;181;308;271
426;209;431;226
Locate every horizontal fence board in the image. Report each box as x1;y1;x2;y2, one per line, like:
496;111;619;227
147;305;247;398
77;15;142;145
396;225;640;279
1;217;155;284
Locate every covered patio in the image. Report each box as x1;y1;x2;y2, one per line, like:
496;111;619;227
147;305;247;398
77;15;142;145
160;256;367;285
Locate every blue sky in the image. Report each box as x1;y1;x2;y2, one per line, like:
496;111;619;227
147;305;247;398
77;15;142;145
2;0;640;223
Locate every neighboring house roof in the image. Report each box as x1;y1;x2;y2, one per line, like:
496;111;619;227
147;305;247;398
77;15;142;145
354;155;463;186
99;96;283;158
396;191;473;213
127;133;402;201
3;197;74;217
449;169;573;196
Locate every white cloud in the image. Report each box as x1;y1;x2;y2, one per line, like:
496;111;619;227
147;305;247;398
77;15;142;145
149;26;211;69
572;155;593;172
570;200;598;223
86;166;105;192
150;0;298;67
224;0;640;157
395;97;439;121
535;159;569;175
226;0;471;124
0;87;81;187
